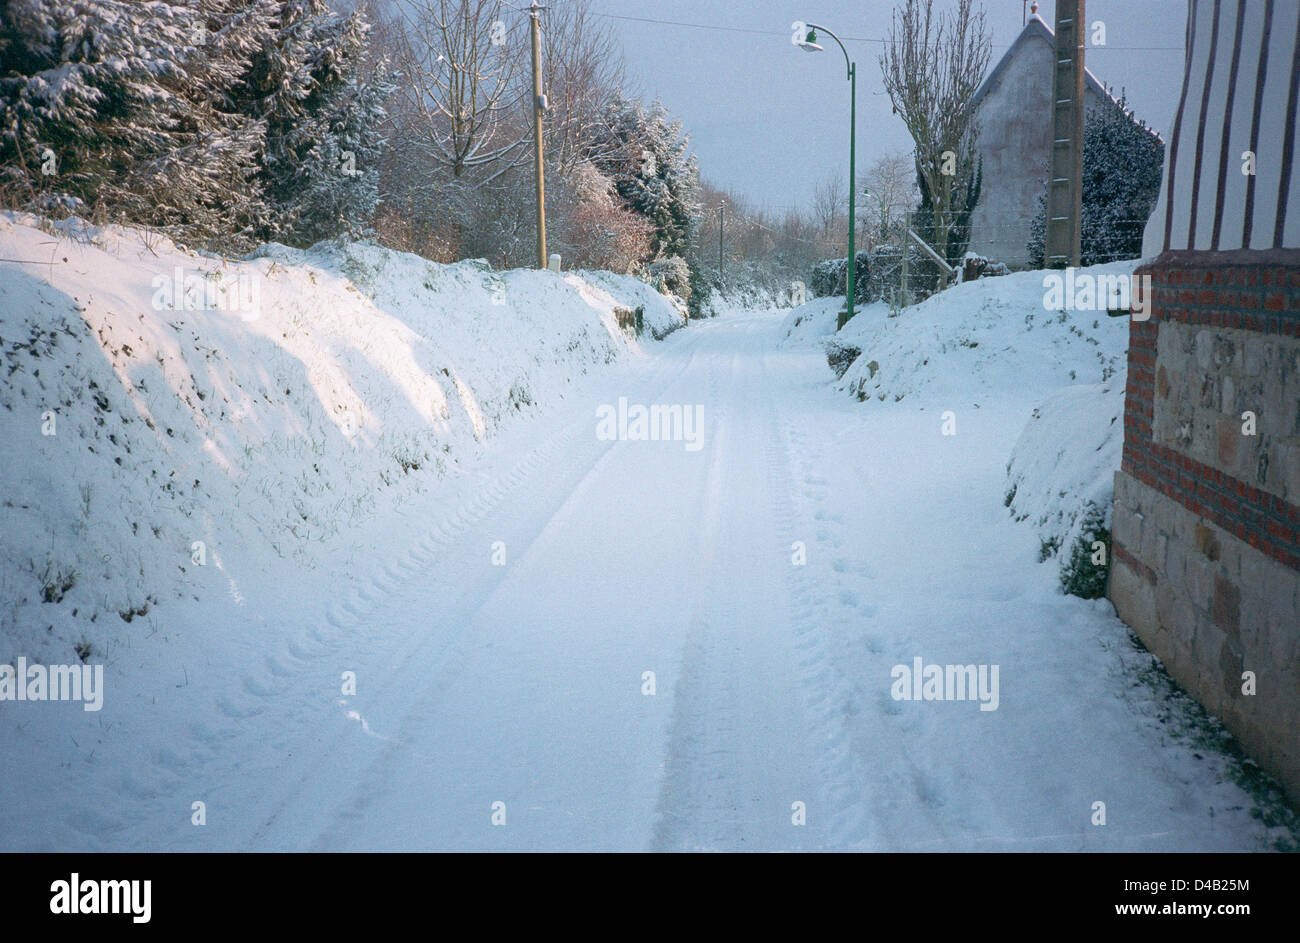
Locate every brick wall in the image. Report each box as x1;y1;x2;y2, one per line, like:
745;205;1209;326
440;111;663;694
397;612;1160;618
1110;249;1300;803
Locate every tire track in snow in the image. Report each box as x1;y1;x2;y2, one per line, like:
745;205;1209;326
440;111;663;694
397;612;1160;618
233;329;717;850
650;317;828;852
89;331;706;850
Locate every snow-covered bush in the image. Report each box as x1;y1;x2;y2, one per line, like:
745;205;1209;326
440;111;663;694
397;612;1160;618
825;340;862;379
809;251;871;300
643;254;692;304
1005;382;1125;592
810;258;844;297
1059;502;1111;599
1027;94;1164;266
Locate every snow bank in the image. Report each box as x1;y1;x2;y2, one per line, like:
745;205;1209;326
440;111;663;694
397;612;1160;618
780;261;1137;581
1004;382;1126;560
568;268;688;337
0;213;684;665
829;261;1133;405
779;297;866;347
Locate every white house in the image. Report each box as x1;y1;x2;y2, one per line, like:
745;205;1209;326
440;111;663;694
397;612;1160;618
966;11;1118;268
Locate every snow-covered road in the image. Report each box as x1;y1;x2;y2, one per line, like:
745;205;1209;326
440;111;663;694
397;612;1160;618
4;310;1283;851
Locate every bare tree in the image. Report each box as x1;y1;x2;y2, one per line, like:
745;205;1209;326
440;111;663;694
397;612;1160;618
879;0;990;263
811;170;847;251
860;149;916;247
540;0;626;173
388;0;529;187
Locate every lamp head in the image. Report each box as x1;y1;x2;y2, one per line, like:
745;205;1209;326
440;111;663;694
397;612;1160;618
797;28;823;52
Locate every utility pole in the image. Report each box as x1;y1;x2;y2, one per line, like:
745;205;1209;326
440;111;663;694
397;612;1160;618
1045;0;1084;268
529;2;547;269
718;200;725;282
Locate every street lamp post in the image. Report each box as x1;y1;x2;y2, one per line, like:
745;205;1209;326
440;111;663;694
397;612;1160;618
797;23;856;330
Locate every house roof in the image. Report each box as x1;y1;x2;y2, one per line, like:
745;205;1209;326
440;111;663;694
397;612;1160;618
971;14;1118;112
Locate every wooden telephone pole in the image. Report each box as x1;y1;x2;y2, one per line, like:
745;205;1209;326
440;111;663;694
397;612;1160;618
529;2;547;269
718;200;725;280
1045;0;1084;268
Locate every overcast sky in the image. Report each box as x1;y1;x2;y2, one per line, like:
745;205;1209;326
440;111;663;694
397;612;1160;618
585;0;1188;214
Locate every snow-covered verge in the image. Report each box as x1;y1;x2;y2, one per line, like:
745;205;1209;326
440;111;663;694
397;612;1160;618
779;296;854;345
0;212;684;667
1005;382;1126;564
781;261;1133;407
568;268;689;337
774;272;1300;845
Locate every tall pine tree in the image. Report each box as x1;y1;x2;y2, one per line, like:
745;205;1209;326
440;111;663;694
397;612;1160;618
242;0;390;246
591;93;700;262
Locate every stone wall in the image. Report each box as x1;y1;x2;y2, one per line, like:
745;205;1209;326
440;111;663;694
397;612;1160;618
1109;250;1300;802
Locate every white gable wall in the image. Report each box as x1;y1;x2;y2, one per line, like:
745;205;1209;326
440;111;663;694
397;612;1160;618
967;18;1112;269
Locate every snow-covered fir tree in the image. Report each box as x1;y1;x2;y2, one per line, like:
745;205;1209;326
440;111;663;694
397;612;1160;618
242;0;391;246
592;92;700;262
0;0;271;245
0;0;389;251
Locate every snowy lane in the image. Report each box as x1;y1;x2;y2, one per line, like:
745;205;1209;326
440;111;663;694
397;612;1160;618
247;315;832;851
228;310;1268;852
5;309;1280;852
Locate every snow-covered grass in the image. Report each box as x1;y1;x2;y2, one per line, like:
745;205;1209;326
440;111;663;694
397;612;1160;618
782;265;1134;588
0;212;684;668
779;295;855;346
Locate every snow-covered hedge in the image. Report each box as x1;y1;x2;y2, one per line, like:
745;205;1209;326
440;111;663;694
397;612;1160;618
0;214;684;665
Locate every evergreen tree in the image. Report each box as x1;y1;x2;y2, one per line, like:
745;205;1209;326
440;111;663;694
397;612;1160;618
591;93;700;262
0;0;273;246
1027;94;1164;267
913;155;981;266
242;0;390;246
1;0;389;250
910;154;980;294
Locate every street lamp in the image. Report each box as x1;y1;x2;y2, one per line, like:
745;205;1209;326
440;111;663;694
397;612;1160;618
797;23;856;329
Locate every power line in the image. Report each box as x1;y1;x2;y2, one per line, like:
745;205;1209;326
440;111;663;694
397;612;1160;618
584;10;1184;52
